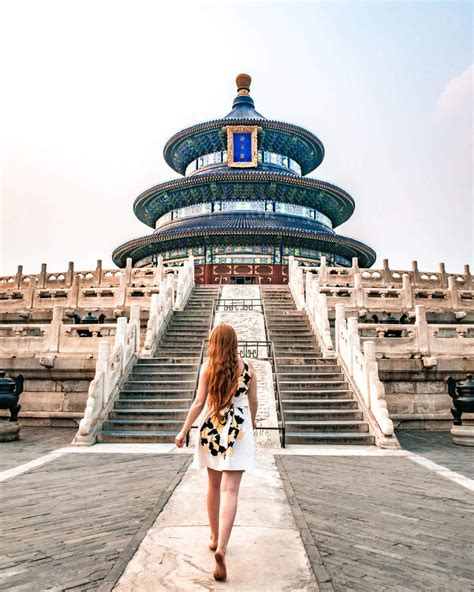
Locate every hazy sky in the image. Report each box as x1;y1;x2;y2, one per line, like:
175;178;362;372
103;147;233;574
1;0;472;275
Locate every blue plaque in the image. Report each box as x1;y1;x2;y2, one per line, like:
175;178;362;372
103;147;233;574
233;132;252;163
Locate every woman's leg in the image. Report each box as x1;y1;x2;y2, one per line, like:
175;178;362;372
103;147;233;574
207;468;222;548
216;470;244;555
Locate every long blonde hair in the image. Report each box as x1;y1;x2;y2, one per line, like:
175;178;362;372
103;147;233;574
204;323;239;422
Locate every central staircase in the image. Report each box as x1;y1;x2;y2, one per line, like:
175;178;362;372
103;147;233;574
98;285;219;443
262;286;374;445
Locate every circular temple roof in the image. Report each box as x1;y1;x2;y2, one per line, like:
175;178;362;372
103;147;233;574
112;212;376;268
133;171;355;229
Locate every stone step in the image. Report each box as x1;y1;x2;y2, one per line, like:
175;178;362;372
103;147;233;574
97;431;177;443
277;361;340;369
284;409;363;420
285;420;369;433
110;409;189;420
135;361;199;368
124;380;195;390
278;372;344;380
155;349;202;356
279;380;348;390
129;371;197;381
102;419;183;431
284;432;375;445
121;389;194;397
137;357;200;364
281;398;358;409
279;389;353;398
116;398;193;408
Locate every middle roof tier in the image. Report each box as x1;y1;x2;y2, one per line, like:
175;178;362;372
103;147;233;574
133;170;355;229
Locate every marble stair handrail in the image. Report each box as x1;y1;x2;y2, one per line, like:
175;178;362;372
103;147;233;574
72;304;141;446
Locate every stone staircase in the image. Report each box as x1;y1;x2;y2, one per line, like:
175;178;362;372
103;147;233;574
262;286;374;445
97;285;219;443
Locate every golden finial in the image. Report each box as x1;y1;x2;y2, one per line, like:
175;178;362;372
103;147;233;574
236;73;251;95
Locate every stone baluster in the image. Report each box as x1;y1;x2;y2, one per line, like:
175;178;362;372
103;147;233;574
335;303;346;353
464;264;472;288
351;257;359;286
94;259;103;285
67;275;80;308
129;303;141;353
25;280;35;308
15;265;23;289
166;273;175;309
98;341;111;405
438;262;447;288
39;263;47;288
66;262;74;287
154;256;164;285
382;259;392;285
47;304;63;352
448;275;459;310
402;273;413;309
411;260;420;287
125;257;133;285
354;272;364;308
117;272;127;308
415;304;429;356
347;317;360;376
363;340;378;407
319;256;327;285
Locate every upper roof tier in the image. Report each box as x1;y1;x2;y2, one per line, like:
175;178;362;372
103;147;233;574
163;74;325;177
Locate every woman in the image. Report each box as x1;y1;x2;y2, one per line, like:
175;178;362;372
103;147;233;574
175;323;258;582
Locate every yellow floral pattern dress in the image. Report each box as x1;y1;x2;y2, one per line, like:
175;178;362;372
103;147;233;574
192;359;255;471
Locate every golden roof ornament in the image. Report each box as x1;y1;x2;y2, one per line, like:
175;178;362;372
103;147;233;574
236;73;251;96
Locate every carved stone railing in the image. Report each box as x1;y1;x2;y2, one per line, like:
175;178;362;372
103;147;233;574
358;305;474;362
72;304;141;446
304;271;335;357
141;281;174;358
335;304;397;447
174;256;195;311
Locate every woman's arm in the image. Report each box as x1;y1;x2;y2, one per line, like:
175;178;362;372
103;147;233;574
175;364;208;448
247;360;258;429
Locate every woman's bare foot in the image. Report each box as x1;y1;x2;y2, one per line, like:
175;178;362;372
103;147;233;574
209;535;218;551
213;550;227;581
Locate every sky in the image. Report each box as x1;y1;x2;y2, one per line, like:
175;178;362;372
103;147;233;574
0;0;472;275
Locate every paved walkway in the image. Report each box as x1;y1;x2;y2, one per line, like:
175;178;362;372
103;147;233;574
1;428;473;591
278;454;474;591
0;441;190;591
114;451;318;591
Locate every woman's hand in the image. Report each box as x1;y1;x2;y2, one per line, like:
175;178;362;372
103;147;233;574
175;430;186;448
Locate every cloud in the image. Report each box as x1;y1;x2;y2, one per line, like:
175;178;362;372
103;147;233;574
436;64;473;119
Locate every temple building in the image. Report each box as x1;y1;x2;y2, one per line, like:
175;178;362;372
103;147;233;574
112;74;376;284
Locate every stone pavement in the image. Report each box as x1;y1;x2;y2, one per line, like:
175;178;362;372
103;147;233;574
0;443;190;591
397;429;474;480
1;428;473;591
277;453;474;592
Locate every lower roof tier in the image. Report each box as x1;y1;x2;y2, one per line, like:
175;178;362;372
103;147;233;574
112;212;376;267
133;171;355;229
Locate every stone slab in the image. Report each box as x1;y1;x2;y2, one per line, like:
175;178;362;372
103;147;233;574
278;455;474;592
0;453;190;591
114;450;318;591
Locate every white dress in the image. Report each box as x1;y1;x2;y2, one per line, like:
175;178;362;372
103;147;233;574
192;359;255;471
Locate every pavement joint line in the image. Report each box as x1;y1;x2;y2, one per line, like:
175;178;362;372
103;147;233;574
275;455;335;591
0;448;70;483
404;450;474;493
96;455;192;592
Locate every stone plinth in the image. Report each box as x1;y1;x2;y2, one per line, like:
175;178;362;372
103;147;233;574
451;425;474;446
0;420;20;441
